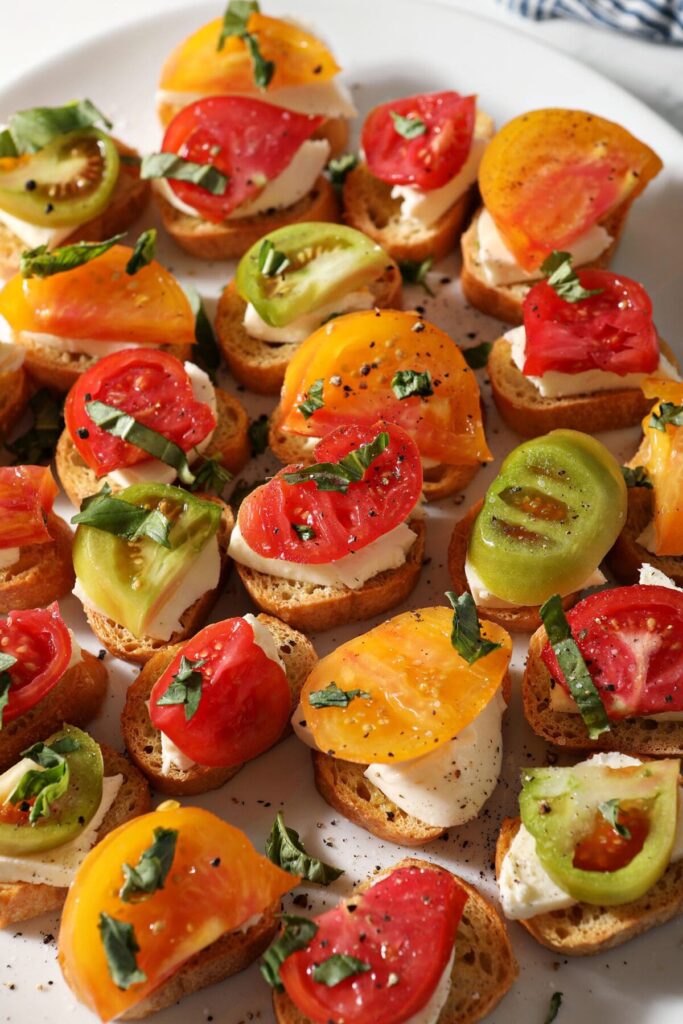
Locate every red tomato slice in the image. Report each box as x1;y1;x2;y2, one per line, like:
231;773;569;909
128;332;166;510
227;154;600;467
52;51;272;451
280;864;466;1024
149;618;291;767
542;585;683;719
64;349;216;477
0;603;71;724
0;466;57;549
362;91;475;190
238;422;422;564
523;270;659;377
161;96;323;222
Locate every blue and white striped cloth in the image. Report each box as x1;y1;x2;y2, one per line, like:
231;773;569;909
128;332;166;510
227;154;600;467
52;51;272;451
500;0;683;43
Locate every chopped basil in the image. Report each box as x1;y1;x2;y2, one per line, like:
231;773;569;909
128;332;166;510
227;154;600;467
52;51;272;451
649;401;683;432
260;914;319;990
539;595;610;740
2;99;113;156
283;430;389;493
398;257;434;296
125;229;156;275
248;414;269;455
0;653;18;729
189;456;232;495
463;340;493;370
258;238;290;277
391;369;433;400
71;484;172;547
140;153;229;195
541;251;603;303
327;152;358;186
8;738;79;823
308;681;371;709
545;991;563;1024
8;389;64;465
312;953;371;986
599;798;632;840
120;826;179;902
445;591;502;665
297;378;325;420
390;110;427;140
183;283;221;382
293;523;316;541
85;400;196;486
155;656;206;721
20;234;125;279
230;477;266;509
98;913;147;991
242;32;275;89
621;465;653;489
217;0;259;49
265;811;343;885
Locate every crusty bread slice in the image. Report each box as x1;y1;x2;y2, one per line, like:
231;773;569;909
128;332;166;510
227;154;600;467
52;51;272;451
155;175;340;261
0;512;75;613
0;744;151;928
214;265;403;395
607;484;683;587
235;517;425;633
81;501;234;666
56;387;250;508
495;817;683;955
0;364;30;437
460;204;629;325
272;857;518;1024
121;614;317;796
448;501;577;632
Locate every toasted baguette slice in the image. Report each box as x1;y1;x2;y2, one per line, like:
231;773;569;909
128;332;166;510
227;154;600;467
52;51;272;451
0;512;75;613
495;817;683;955
523;621;683;756
460;204;628;325
0;745;151;928
155;175;340;261
607;484;683;587
0;364;30;437
82;501;234;666
56;387;250;508
235;517;425;633
122;614;317;795
448;501;577;632
273;857;518;1024
0;141;150;281
215;264;403;395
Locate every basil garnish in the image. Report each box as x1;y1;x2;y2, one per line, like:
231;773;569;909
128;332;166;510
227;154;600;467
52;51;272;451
125;229;156;275
540;594;610;740
258;238;290;277
85;400;196;485
446;591;502;665
20;234;125;279
390;111;427;140
283;430;389;494
313;953;371;986
463;340;493;370
266;811;343;885
327;152;358;187
649;401;683;432
243;32;275;89
71;484;172;547
293;523;316;541
120;826;179;902
0;653;18;729
599;798;631;840
297;378;325;420
98;913;147;991
398;256;434;296
189;455;232;496
260;914;318;990
391;369;433;400
541;251;603;303
248;414;269;456
155;656;206;721
0;99;112;157
184;283;221;382
8;389;64;465
622;465;652;489
141;153;229;195
9;737;80;823
308;681;371;709
217;0;259;49
545;991;563;1024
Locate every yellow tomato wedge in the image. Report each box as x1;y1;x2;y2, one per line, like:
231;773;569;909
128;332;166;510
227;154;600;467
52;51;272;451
301;607;511;764
159;14;340;95
58;806;297;1022
634;378;683;556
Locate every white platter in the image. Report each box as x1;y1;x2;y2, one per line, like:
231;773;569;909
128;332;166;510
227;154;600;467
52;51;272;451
1;2;683;1022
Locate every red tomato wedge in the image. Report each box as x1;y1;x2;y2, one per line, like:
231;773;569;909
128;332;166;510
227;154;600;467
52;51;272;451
634;379;683;556
362;91;475;189
280;864;466;1024
479;109;662;272
58;806;297;1022
150;617;291;767
542;585;683;719
0;603;71;725
523;270;659;376
161;96;323;222
238;422;422;564
65;349;216;477
0;465;57;549
0;246;195;346
159;13;340;95
278;310;491;467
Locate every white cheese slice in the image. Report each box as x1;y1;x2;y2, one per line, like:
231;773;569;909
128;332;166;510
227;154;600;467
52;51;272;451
0;340;25;372
464;556;606;608
0;208;77;252
160;730;196;775
639;564;681;590
404;948;455;1024
243;289;375;345
637;519;664;555
156;79;358;119
10;330;150;359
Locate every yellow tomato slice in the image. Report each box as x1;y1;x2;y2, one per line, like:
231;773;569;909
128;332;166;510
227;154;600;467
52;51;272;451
301;607;511;763
58;806;297;1022
479;109;662;272
278;310;491;466
0;246;195;345
635;378;683;556
160;14;340;95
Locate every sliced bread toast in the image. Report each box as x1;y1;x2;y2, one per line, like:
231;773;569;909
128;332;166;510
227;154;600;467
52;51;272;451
607;485;683;587
0;364;30;438
0;512;75;613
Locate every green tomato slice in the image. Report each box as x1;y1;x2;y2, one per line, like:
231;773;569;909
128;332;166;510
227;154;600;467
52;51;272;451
520;758;679;905
0;129;120;227
73;483;222;639
0;725;103;856
235;222;391;327
467;429;627;605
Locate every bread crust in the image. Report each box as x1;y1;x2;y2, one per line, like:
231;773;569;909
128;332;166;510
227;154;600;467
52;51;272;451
607;485;683;587
16;342;193;396
0;512;75;613
0;365;30;437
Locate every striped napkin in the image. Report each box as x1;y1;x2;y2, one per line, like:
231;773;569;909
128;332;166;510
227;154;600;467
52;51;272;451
500;0;683;43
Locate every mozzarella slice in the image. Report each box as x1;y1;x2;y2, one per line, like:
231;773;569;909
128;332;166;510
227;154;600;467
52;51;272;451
10;330;149;359
0;208;77;252
243;289;375;345
156;79;358;119
464;557;606;608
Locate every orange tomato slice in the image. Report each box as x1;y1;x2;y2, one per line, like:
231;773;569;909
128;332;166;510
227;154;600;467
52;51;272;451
635;378;683;556
160;14;340;95
479;109;662;272
0;246;195;346
0;465;57;548
301;607;511;763
58;806;297;1022
278;310;491;466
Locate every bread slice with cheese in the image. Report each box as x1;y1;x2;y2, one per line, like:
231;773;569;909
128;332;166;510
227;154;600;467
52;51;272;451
272;857;518;1024
0;361;30;437
495;817;683;955
56;388;250;509
121;614;317;796
0;512;75;614
0;745;151;928
607;483;683;587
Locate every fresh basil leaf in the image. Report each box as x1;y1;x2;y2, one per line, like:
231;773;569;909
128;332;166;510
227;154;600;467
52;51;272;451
540;594;610;740
308;682;371;709
649;401;683;432
47;736;80;756
297;378;325;420
0;653;17;674
599;798;632;840
541;251;603;303
327;152;358;187
85;400;196;485
545;991;563;1024
0;654;18;730
313;953;371;986
258;238;290;277
9;740;74;823
391;369;433;400
260;914;318;990
243;32;275;89
463;341;493;370
621;465;653;489
266;811;343;885
445;591;502;665
71;485;172;547
398;257;434;296
125;229;156;275
98;913;147;991
248;414;269;456
8;389;64;464
217;0;259;50
120;826;179;902
155;656;206;721
0;129;18;158
183;283;221;382
141;152;229;195
7;99;113;154
283;430;390;494
20;234;125;279
390;110;427;140
293;523;316;541
189;456;232;495
230;477;266;509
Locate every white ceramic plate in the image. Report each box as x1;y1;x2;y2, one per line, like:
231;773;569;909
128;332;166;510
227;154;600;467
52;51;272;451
1;2;682;1022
